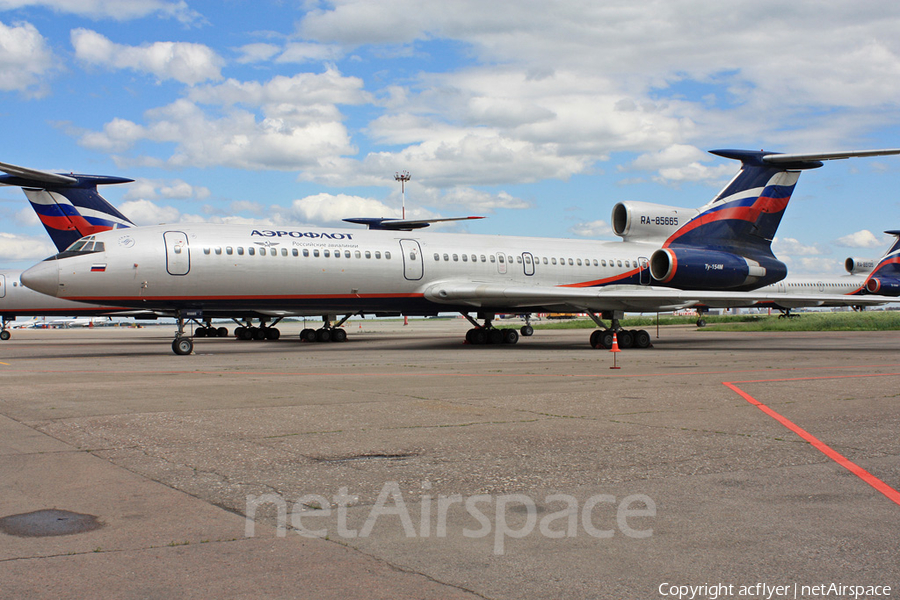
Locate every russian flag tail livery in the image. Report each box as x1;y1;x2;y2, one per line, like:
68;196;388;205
864;230;900;295
650;148;900;291
0;160;134;252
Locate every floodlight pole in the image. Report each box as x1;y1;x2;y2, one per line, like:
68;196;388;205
395;171;411;219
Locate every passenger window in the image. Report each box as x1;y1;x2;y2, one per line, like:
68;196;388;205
226;247;233;255
443;253;450;261
490;255;496;263
355;251;361;258
434;253;440;261
282;248;288;256
625;260;629;267
303;249;310;257
248;247;256;256
385;251;391;259
376;251;382;259
462;254;468;262
481;255;486;262
499;255;505;263
471;254;477;262
292;248;298;257
237;247;244;255
551;258;557;265
452;254;459;261
173;245;181;254
617;260;622;267
345;250;351;258
365;251;371;258
203;248;211;255
517;256;522;263
576;259;582;266
313;249;320;257
215;247;222;255
324;250;330;257
568;258;573;266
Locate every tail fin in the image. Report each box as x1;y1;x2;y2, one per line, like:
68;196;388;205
864;230;900;294
0;160;134;252
650;148;900;290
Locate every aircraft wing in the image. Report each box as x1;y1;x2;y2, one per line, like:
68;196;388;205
422;282;897;312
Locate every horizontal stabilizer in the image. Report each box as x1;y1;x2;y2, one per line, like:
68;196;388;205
343;216;485;231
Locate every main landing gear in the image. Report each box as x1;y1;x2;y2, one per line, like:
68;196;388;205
461;313;521;345
586;311;652;350
233;317;282;340
299;314;355;343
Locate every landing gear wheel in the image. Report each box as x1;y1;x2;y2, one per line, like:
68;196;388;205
600;331;614;350
633;329;652;349
488;328;504;345
696;318;707;328
172;337;193;355
251;327;266;341
520;325;534;337
300;328;316;342
0;330;9;341
616;330;634;349
590;330;605;349
216;327;228;337
316;328;332;343
331;328;347;343
502;329;519;345
195;327;207;338
265;328;281;340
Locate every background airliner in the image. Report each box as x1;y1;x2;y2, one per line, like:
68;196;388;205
19;148;900;354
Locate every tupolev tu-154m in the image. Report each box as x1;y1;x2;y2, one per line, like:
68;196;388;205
18;147;900;355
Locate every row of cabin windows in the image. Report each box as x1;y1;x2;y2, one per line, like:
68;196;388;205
194;246;391;260
431;253;638;268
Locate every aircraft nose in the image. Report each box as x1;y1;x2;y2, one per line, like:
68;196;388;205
21;260;60;296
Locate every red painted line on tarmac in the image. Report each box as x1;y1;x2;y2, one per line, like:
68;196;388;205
723;380;900;507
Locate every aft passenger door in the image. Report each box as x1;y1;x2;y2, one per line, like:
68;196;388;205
0;274;5;298
164;231;190;276
399;239;423;281
638;256;650;285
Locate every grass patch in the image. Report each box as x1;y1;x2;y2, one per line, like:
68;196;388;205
533;311;900;332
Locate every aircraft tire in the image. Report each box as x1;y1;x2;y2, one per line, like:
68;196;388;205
600;331;614;349
195;327;207;338
696;318;707;328
172;337;193;355
617;330;634;349
300;328;316;342
216;327;229;337
0;330;9;341
488;328;504;345
251;327;266;340
589;330;604;349
265;328;281;340
316;328;332;342
503;329;519;344
331;328;347;342
633;329;652;349
520;325;534;337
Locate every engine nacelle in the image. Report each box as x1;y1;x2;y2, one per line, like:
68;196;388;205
612;201;695;242
650;247;786;290
866;277;900;295
845;257;876;274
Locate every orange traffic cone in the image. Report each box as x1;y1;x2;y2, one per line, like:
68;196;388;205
609;331;621;369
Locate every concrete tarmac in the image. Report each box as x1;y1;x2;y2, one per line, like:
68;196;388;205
0;319;898;599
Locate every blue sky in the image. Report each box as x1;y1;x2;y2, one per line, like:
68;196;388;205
1;0;899;273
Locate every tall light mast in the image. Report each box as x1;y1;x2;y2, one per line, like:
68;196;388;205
394;170;411;219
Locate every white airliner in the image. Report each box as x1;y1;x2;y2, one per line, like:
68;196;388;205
18;148;900;354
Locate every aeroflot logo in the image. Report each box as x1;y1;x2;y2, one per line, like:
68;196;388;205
251;229;354;240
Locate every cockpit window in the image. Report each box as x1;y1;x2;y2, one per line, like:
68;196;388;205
49;236;107;261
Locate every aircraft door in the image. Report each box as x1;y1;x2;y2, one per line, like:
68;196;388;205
638;256;650;285
0;274;5;298
399;239;423;280
496;252;507;274
164;231;190;276
522;252;535;276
